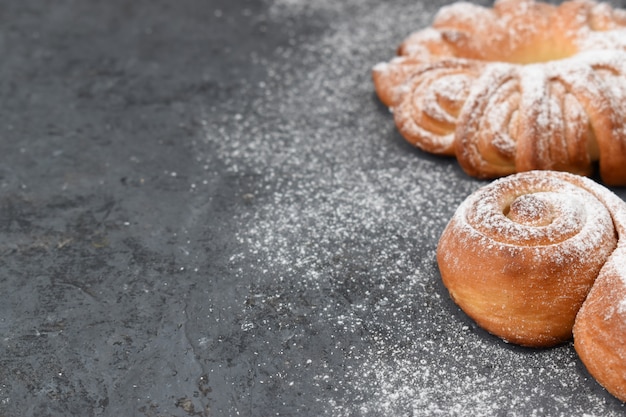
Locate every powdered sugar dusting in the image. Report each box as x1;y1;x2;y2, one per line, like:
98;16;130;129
373;0;626;184
462;174;614;248
333;337;585;416
194;0;626;415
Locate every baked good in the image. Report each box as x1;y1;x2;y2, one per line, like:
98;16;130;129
574;222;626;402
373;0;626;185
437;170;618;347
437;170;626;401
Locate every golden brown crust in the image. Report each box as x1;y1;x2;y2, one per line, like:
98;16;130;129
372;0;626;185
574;265;626;402
437;170;626;401
437;171;618;347
393;59;483;155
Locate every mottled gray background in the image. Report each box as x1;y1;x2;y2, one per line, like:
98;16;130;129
2;0;626;416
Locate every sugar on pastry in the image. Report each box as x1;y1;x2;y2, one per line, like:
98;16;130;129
373;0;626;185
437;170;626;402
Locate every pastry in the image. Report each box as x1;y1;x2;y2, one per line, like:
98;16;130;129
373;0;626;185
437;170;626;401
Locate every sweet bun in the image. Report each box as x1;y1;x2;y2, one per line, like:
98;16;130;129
374;0;626;185
437;170;626;401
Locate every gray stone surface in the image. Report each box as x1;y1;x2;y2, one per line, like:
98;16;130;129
1;0;626;415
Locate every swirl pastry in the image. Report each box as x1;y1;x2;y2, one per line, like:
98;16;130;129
373;0;626;185
437;170;626;401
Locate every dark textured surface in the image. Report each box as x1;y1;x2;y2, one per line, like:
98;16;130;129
2;0;626;416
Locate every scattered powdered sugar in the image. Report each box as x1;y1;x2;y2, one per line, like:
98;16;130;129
578;29;626;52
463;175;614;247
371;0;626;185
195;0;626;415
433;73;471;108
332;336;584;417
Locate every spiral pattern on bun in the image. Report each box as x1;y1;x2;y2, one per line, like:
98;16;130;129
437;170;626;401
373;0;626;185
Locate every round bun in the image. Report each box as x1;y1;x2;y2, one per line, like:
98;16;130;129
373;0;626;185
437;170;626;401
